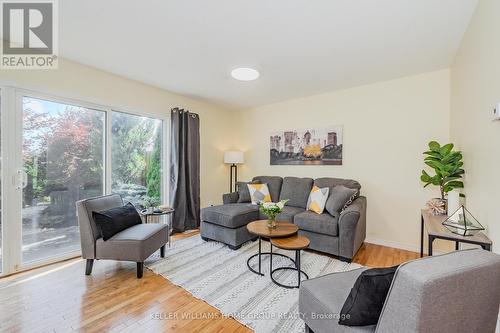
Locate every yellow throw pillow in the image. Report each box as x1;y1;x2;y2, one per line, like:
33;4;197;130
247;183;272;205
307;186;330;214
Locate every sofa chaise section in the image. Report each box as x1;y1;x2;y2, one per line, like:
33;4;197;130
200;203;259;249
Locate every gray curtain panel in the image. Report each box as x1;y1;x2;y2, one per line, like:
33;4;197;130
170;108;200;232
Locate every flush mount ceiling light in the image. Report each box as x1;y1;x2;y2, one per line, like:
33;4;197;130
231;67;260;81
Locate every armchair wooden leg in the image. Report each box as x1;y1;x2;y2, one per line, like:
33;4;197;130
160;245;166;258
85;259;94;275
137;262;144;279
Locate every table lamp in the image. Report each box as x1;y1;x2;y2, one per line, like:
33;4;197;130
224;151;244;192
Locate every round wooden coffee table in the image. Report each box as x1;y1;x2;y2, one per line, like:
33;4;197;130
246;220;298;276
270;235;310;288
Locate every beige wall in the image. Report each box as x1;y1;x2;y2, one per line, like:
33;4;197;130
451;0;500;253
234;70;450;250
3;44;488;253
0;58;235;207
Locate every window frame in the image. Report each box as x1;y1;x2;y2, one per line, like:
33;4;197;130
0;85;170;276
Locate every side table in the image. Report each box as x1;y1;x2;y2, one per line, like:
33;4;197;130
246;220;298;276
270;235;310;288
140;209;175;247
420;209;492;257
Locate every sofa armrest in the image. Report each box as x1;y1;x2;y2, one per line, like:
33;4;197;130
223;192;239;204
338;196;366;260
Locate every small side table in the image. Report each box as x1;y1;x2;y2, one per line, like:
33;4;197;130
140;209;175;247
420;209;492;257
246;220;298;276
270;235;310;289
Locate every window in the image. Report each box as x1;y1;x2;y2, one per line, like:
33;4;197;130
22;97;105;263
0;89;167;275
111;111;163;205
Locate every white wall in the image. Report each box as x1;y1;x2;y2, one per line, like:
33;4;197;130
234;70;450;250
451;0;500;253
0;58;235;207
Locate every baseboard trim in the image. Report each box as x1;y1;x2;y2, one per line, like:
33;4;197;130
364;237;421;253
364;237;448;256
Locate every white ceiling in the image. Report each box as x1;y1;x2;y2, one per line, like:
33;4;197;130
60;0;478;109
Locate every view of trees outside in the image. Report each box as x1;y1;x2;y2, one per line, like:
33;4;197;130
22;97;105;263
21;98;163;264
111;112;162;206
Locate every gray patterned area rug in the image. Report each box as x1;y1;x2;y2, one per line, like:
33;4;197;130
147;235;361;333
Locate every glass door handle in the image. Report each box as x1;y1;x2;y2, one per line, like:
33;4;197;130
22;170;28;189
15;170;28;190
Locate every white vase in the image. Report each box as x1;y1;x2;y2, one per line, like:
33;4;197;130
447;190;460;218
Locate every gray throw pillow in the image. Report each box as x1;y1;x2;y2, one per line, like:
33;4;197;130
279;177;313;209
325;185;359;216
236;180;260;203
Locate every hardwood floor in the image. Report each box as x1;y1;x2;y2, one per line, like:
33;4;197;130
0;232;419;333
354;242;420;267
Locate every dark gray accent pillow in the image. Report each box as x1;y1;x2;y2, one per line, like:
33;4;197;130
339;266;398;326
92;202;142;241
279;177;313;209
325;185;359;217
236;180;260;203
252;176;283;202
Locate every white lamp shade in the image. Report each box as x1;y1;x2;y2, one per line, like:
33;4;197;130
224;151;244;164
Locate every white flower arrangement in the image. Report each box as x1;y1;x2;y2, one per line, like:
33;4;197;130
259;199;289;226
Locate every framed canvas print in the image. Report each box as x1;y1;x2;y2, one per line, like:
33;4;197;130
270;126;343;165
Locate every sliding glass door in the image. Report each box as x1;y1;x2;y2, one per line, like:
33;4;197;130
21;97;105;263
0;88;168;275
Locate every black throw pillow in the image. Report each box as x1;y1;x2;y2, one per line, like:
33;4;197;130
339;265;398;326
92;202;142;241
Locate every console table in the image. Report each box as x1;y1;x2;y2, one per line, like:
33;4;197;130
420;209;492;257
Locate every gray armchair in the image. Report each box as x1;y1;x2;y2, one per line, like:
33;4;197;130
76;194;168;278
299;249;500;333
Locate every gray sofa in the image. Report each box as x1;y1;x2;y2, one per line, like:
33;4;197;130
200;176;366;261
76;194;168;278
299;249;500;333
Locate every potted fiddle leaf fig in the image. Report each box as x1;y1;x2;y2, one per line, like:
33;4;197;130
420;141;465;204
